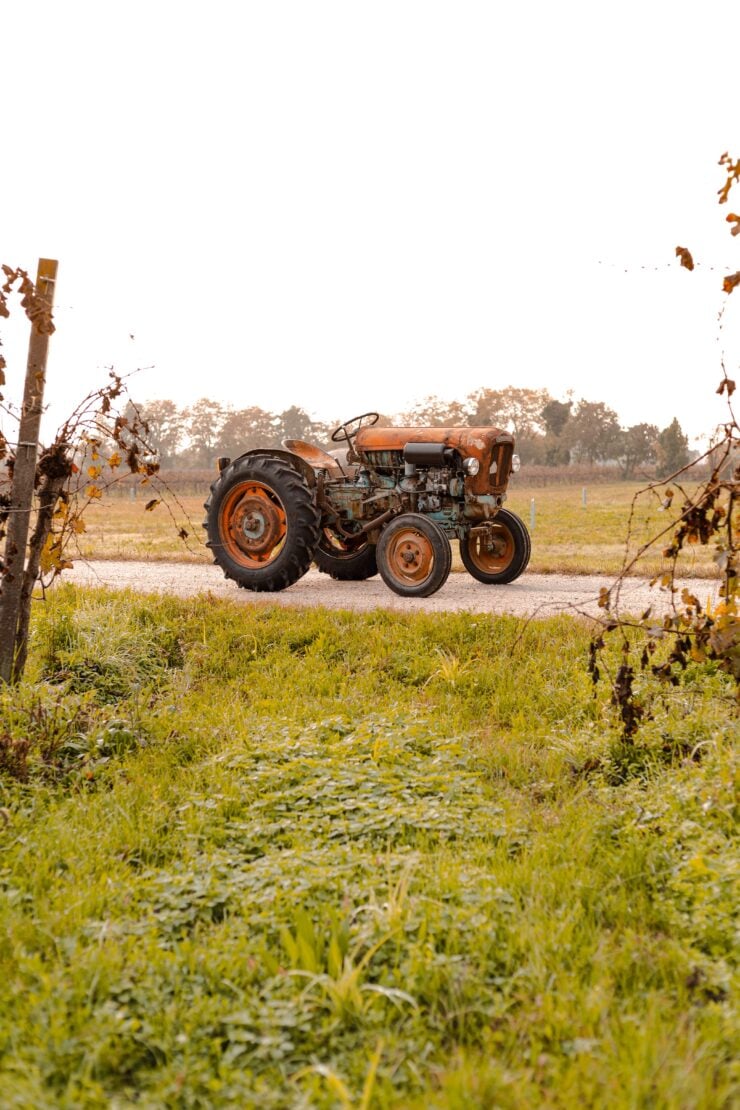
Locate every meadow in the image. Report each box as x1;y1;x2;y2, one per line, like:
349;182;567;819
74;481;719;579
0;587;735;1107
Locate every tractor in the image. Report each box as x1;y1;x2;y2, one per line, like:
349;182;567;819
203;412;530;598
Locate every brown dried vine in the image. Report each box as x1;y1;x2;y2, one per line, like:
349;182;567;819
0;272;198;682
590;152;740;737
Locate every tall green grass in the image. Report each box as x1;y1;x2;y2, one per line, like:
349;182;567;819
0;587;736;1107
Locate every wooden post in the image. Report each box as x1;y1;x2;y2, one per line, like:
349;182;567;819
0;259;58;683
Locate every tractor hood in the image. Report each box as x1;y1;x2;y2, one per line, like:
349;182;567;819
354;426;516;496
355;426;513;454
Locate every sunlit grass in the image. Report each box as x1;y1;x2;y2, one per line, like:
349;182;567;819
0;587;735;1107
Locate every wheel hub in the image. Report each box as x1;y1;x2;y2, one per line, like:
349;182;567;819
485;534;507;557
225;486;286;561
469;523;514;572
388;530;433;582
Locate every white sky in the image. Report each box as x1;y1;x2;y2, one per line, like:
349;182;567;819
2;0;739;445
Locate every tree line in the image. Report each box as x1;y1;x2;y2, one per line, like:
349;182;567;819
135;387;691;478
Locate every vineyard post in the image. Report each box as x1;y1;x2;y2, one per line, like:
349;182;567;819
0;258;58;683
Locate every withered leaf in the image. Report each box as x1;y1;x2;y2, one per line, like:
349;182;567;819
675;246;694;271
722;271;740;294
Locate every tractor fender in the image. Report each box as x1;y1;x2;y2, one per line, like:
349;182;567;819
228;448;317;488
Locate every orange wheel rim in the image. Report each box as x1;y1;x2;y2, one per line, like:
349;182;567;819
468;523;514;573
385;527;435;584
219;482;287;567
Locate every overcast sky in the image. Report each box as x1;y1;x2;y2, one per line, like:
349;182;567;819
3;0;739;445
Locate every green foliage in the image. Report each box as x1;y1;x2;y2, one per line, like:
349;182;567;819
656;416;690;478
620;422;659;478
0;589;735;1107
565;400;622;465
656;417;692;477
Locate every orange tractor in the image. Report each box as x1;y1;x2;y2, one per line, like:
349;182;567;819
204;413;530;598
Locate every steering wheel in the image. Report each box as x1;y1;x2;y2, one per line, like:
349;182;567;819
331;412;380;443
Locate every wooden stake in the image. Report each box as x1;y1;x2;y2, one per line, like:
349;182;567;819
0;259;58;683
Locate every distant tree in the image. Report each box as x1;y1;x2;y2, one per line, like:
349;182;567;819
619;422;659;478
541;398;573;466
277;405;317;444
468;386;551;438
655;417;689;477
184;398;225;467
541;398;572;438
542;437;572;466
400;395;472;427
138;399;185;465
465;387;551;465
567;399;622;463
219;406;278;456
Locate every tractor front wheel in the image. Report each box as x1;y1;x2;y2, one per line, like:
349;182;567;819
460;509;531;584
204;456;320;591
376;514;452;597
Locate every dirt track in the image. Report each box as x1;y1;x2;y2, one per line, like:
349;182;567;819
65;560;720;620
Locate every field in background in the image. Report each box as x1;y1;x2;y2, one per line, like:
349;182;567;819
0;588;735;1106
74;481;720;578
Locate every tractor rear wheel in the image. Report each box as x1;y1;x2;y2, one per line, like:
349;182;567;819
314;526;378;581
460;509;531;584
376;514;452;597
204;456;320;591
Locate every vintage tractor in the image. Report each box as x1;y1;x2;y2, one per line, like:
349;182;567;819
203;413;530;598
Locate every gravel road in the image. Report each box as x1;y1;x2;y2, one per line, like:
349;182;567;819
65;560;720;620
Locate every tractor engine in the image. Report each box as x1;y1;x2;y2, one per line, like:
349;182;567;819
320;427;518;542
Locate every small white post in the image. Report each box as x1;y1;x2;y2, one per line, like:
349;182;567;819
530;498;536;532
582;486;587;508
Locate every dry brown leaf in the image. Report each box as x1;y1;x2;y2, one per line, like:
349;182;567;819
675;246;694;271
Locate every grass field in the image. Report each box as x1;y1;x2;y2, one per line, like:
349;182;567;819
73;481;720;578
0;587;735;1107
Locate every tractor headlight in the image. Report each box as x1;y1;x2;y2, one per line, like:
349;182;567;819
463;457;480;476
511;454;521;473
